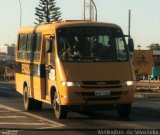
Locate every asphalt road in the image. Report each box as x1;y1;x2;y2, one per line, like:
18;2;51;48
0;81;160;135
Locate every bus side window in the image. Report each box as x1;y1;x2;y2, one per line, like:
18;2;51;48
31;33;42;61
26;34;33;51
18;34;27;51
50;38;55;68
35;33;42;52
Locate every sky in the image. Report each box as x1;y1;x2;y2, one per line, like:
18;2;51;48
0;0;160;49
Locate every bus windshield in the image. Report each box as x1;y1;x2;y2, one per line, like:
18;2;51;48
57;26;128;62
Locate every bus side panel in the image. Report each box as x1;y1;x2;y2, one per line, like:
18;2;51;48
40;78;46;100
15;73;44;101
15;73;25;95
29;76;42;100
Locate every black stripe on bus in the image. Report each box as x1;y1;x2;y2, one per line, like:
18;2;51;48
15;62;45;78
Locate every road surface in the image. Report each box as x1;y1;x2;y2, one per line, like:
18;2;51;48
0;81;160;135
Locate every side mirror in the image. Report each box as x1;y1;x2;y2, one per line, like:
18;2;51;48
128;38;134;52
45;36;54;53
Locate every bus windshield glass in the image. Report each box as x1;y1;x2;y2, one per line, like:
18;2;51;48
57;26;128;62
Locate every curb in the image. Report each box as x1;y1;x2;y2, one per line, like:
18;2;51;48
134;93;160;98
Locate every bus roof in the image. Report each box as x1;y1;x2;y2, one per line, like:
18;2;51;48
18;20;121;34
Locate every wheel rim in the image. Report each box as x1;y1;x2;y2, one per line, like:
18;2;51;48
24;87;29;110
53;92;60;117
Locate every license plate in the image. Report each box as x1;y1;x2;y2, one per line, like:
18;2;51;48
95;90;110;96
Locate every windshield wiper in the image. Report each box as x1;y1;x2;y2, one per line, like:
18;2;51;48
60;55;82;61
60;55;121;62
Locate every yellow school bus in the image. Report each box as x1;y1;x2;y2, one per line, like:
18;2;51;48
15;20;135;119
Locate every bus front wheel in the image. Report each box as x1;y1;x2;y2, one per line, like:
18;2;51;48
116;104;131;118
53;91;67;119
23;86;42;111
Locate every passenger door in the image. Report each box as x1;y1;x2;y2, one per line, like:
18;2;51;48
44;36;55;97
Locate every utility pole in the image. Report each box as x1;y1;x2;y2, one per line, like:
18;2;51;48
83;0;97;21
18;0;22;27
83;0;86;20
128;9;131;37
91;0;97;21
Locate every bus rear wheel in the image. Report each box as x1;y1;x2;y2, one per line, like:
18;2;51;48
23;86;42;111
53;91;67;119
116;104;131;118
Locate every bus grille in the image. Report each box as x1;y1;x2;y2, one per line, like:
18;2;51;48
81;81;122;89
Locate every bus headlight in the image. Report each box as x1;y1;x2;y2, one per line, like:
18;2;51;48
61;81;80;87
124;81;134;86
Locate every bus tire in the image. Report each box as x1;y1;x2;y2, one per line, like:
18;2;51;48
23;86;42;111
116;104;131;118
53;91;67;119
